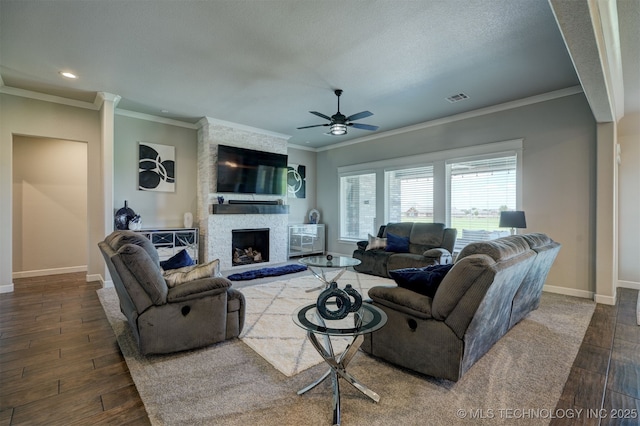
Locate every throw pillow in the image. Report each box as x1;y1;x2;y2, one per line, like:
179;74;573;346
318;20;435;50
365;233;387;250
160;249;195;271
163;259;220;288
385;232;410;253
388;264;454;298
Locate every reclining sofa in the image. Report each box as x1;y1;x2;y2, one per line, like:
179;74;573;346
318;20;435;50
361;233;560;381
353;222;457;278
98;230;245;355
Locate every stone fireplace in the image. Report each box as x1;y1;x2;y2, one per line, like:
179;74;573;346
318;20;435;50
196;118;290;271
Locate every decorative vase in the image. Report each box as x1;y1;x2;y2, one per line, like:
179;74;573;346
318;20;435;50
184;212;193;228
343;284;363;312
115;200;136;230
316;282;351;320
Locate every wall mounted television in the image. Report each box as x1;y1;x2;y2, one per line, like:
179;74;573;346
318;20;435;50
216;145;288;195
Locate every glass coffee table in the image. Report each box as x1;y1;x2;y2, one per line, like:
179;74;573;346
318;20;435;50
299;255;361;293
293;303;387;426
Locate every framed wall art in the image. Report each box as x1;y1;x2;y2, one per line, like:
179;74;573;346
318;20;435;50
287;164;306;198
138;142;175;192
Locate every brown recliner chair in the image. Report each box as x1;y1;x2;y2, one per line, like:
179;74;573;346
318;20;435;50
98;230;245;356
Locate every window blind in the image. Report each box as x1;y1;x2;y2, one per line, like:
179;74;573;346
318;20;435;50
385;165;434;223
340;173;376;240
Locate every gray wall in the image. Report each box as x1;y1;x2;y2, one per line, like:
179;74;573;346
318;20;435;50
618;112;640;284
285;147;317;224
317;93;597;296
114;115;199;229
12;136;88;274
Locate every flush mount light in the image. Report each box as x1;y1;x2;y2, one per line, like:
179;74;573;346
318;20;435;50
60;71;78;79
329;123;347;136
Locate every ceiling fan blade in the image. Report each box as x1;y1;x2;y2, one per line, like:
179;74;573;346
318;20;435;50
297;124;329;129
309;111;332;121
346;111;373;121
349;123;379;131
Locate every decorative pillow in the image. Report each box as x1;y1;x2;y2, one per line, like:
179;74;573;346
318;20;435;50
365;233;387;250
385;232;410;253
163;259;220;288
160;249;195;271
388;264;454;298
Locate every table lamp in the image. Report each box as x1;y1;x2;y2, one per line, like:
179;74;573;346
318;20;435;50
499;211;527;235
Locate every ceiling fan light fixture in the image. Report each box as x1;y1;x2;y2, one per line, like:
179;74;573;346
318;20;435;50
330;123;347;135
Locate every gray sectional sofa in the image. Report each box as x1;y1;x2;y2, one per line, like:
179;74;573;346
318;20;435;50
361;233;561;381
352;222;457;278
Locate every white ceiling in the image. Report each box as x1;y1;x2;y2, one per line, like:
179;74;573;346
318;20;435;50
1;0;637;149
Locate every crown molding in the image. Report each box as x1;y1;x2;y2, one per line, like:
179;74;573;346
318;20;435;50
313;85;584;152
197;116;291;140
94;92;121;109
0;85;99;110
116;109;199;129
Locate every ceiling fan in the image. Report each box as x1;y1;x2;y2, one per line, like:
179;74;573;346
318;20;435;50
297;89;379;136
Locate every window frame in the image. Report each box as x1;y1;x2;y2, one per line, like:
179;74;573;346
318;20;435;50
337;139;523;243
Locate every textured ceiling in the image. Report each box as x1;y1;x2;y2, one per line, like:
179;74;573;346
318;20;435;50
0;0;636;149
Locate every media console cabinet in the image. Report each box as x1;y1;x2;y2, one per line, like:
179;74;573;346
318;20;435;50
135;228;199;264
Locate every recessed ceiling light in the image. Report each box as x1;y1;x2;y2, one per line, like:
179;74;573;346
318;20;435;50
161;109;169;113
60;71;77;79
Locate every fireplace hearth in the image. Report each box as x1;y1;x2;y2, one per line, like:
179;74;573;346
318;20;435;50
232;228;269;266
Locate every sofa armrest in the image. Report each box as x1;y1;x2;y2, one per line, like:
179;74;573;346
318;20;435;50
167;276;232;303
356;240;368;251
423;248;453;264
369;286;434;320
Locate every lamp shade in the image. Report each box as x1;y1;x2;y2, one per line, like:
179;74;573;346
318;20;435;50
499;211;527;229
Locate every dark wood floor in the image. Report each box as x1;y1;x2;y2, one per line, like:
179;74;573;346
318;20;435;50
0;273;149;426
553;287;640;426
1;273;638;425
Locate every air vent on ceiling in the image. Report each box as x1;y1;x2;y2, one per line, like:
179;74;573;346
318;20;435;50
446;93;469;103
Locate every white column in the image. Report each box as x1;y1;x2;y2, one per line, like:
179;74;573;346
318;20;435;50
95;92;120;286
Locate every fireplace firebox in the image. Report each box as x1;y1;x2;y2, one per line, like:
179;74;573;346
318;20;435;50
231;228;269;266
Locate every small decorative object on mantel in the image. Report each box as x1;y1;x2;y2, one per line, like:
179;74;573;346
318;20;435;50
114;200;136;230
308;209;320;224
217;196;225;204
316;281;363;320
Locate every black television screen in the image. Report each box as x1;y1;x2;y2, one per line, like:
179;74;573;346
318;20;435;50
216;145;288;195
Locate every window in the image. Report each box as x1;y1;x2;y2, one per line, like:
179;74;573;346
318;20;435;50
447;154;517;252
337;140;522;244
340;173;376;240
385;165;433;223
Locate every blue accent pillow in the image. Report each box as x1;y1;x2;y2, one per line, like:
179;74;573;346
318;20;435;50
389;264;454;298
160;249;195;271
385;232;410;253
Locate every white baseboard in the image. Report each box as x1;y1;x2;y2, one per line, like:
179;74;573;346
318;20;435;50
617;280;640;291
594;294;617;305
0;283;14;293
12;265;87;279
543;284;594;300
86;273;102;283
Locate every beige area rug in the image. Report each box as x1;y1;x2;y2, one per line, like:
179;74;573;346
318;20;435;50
237;270;395;376
98;275;596;426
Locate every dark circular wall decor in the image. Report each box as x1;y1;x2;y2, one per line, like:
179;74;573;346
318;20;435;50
138;142;175;192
